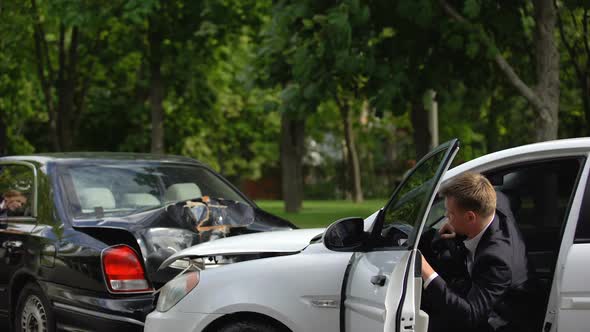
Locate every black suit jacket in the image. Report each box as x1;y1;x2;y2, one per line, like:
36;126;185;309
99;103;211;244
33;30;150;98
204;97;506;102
423;206;531;332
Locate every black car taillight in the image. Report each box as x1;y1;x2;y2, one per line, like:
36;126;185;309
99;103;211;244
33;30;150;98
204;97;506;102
101;245;153;293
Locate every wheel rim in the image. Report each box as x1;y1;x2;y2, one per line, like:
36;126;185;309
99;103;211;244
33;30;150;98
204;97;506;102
20;295;47;332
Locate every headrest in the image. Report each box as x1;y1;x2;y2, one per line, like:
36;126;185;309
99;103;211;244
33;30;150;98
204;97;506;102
122;193;160;207
79;187;116;210
164;183;202;203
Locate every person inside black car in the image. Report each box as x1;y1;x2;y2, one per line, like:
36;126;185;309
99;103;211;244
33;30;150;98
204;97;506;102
0;189;29;217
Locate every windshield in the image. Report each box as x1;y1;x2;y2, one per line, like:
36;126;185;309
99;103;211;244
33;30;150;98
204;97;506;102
57;162;249;219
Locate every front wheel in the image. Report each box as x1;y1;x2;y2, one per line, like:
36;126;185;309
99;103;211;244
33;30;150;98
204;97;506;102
15;283;55;332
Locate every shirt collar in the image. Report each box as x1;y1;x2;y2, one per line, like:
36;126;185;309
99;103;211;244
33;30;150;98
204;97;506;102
463;213;495;254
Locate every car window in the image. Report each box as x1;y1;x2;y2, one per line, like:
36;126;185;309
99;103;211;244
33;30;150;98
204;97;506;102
374;140;458;249
487;158;582;241
0;164;35;218
425;198;446;229
482;157;584;284
425;158;584;236
575;172;590;243
58;163;248;219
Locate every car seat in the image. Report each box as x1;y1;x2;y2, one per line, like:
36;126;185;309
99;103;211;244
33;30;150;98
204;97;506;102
78;187;116;212
164;183;202;203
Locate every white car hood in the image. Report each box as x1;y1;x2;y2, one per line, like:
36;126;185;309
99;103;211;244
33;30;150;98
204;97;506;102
159;228;325;269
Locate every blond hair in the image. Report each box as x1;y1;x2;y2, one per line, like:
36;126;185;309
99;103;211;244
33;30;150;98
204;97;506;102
4;189;26;198
439;172;496;217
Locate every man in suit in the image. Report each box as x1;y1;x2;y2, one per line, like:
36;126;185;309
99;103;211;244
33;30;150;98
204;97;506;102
421;172;531;332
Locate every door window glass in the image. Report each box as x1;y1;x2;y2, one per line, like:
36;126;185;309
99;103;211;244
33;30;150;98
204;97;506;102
574;164;590;243
0;164;35;218
375;140;457;249
487;158;582;250
481;157;583;293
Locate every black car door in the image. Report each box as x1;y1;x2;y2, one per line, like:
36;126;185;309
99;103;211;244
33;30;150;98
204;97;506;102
0;162;38;317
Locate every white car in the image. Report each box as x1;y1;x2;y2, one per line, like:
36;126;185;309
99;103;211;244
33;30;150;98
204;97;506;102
145;138;590;332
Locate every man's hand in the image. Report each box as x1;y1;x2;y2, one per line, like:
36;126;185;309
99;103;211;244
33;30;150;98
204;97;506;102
439;221;456;239
421;255;436;281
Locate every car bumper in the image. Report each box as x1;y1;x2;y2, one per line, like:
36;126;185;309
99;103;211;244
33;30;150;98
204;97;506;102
145;310;222;332
40;281;154;332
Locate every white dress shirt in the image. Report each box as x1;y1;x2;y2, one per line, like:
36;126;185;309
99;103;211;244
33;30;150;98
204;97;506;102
463;214;495;275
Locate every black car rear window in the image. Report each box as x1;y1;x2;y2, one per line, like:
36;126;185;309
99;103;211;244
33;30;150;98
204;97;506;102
57;162;248;219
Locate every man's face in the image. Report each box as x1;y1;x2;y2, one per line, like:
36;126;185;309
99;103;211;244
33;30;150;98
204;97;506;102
444;196;474;236
5;195;27;211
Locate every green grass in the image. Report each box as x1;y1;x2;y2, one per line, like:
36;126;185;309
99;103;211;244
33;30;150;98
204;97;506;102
256;200;387;228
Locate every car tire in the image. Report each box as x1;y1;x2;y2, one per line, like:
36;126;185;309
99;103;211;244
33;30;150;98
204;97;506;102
14;282;55;332
217;319;286;332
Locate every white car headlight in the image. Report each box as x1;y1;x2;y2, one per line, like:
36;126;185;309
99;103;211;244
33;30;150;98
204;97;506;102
156;271;200;312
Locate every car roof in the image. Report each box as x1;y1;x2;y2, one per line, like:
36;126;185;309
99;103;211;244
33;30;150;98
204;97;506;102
445;137;590;179
0;152;202;166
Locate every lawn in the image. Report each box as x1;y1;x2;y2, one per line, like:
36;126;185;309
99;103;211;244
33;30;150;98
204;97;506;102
256;200;387;229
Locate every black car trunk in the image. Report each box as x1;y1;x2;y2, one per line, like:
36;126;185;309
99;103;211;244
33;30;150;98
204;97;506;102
74;199;294;288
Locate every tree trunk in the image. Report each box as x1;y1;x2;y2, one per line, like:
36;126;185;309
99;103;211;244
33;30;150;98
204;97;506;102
149;70;165;154
148;18;165;154
0;114;7;156
339;103;363;203
427;90;439;148
532;0;560;141
280;113;305;213
583;76;590;135
411;100;431;160
486;95;499;153
57;25;79;151
31;0;59;151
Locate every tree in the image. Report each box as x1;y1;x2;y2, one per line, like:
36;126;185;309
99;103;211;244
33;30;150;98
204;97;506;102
138;0;269;153
556;0;590;135
438;0;560;142
259;2;311;211
28;0;156;151
261;0;394;204
0;0;42;155
180;31;282;183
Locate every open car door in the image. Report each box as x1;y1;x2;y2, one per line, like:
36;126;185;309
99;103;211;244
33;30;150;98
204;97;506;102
383;139;459;332
339;139;459;332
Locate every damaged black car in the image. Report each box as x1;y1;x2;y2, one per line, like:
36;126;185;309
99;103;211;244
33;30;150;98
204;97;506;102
0;153;294;332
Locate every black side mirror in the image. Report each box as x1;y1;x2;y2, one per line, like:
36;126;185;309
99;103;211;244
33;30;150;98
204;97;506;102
323;217;366;252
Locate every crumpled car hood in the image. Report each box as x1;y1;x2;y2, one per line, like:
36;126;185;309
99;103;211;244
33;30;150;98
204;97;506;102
160;228;325;269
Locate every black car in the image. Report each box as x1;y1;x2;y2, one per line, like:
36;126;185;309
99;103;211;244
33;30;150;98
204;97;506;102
0;153;294;332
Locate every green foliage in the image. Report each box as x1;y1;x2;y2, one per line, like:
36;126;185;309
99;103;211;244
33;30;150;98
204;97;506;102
0;1;42;154
396;0;433;28
0;164;34;194
0;0;587;201
171;30;282;181
463;0;481;19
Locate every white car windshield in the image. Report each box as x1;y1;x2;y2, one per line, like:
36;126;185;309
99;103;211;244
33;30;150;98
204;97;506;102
57;162;248;219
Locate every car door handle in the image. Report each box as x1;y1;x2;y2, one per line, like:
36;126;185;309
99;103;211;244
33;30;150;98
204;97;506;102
370;275;387;286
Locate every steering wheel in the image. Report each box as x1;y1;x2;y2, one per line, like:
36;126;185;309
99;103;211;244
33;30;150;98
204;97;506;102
381;223;412;247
